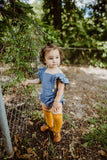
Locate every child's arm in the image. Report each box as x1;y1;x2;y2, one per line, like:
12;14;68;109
22;78;41;86
52;79;64;112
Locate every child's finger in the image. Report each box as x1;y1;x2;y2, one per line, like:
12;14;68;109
53;106;58;112
53;108;56;112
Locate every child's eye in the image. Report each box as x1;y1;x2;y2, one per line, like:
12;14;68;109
56;57;59;59
49;57;53;60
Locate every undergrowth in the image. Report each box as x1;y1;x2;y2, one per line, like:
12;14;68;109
82;86;107;151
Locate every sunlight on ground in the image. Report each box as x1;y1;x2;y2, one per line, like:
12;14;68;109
80;66;107;80
60;65;107;80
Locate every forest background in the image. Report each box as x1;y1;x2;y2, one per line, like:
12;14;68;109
0;0;107;76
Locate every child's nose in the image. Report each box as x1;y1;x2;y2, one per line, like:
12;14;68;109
53;59;56;62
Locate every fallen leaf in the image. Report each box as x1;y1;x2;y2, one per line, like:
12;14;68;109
74;155;79;158
28;120;34;125
43;150;48;158
69;143;74;157
14;134;22;146
42;138;48;146
14;146;17;152
98;150;106;156
27;148;32;154
27;148;38;157
18;153;33;159
16;150;21;158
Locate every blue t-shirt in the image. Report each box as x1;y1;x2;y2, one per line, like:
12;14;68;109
38;67;69;108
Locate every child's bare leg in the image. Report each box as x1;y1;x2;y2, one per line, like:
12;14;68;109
40;102;53;131
52;103;63;142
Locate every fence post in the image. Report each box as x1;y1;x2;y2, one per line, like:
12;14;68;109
0;85;13;155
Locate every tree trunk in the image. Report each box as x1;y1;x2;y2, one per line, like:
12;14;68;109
53;0;62;30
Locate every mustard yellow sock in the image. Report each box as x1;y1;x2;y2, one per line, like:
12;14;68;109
53;114;63;133
43;110;53;128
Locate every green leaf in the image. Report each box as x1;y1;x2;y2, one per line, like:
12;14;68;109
82;142;89;148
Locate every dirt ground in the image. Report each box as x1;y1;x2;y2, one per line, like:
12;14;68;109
1;65;107;160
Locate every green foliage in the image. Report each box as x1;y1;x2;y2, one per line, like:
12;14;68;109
1;25;42;75
0;0;107;70
22;85;38;105
48;143;57;159
87;0;107;28
0;0;45;78
30;110;43;121
41;0;107;67
87;41;107;68
82;94;107;151
0;0;34;39
31;0;43;20
84;125;107;150
63;113;76;128
40;22;63;45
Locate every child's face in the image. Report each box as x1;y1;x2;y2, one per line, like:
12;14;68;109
44;49;60;68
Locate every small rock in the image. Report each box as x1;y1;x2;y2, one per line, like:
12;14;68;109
32;132;36;138
70;111;75;115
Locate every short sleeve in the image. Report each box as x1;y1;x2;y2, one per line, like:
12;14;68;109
55;73;69;85
38;67;46;82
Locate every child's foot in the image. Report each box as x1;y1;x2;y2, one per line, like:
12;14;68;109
54;132;61;142
40;124;53;132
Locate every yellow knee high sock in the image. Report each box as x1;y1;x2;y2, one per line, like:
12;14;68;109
53;114;63;133
43;110;53;128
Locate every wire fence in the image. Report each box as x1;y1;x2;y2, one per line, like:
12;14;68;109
0;58;41;158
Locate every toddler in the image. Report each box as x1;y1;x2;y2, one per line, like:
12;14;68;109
22;43;69;142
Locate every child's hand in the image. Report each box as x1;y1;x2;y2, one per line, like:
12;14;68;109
22;80;29;86
52;101;61;112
